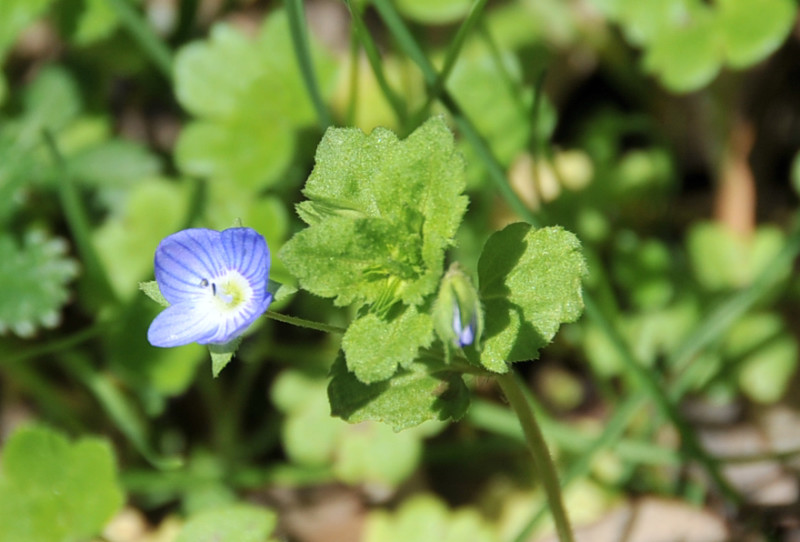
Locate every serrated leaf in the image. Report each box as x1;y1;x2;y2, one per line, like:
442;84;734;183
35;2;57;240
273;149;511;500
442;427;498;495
475;223;586;372
175;503;278;542
174;11;335;190
280;117;468;308
0;425;123;542
717;0;795;69
343;304;434;383
0;231;79;337
328;354;469;431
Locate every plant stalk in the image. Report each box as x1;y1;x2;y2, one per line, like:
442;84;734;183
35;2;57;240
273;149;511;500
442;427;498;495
496;371;575;542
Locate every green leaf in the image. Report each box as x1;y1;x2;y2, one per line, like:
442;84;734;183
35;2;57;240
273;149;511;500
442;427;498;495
139;280;168;307
687;222;787;291
447;46;554;184
209;338;241;378
69;139;162;188
363;494;499;542
71;0;118;45
342;304;434;383
22;65;82;135
0;425;123;542
642;4;722;93
273;370;436;486
0;0;55;56
175;503;278;542
174;11;335;191
475;223;586;372
0;230;79;337
723;312;798;404
280;117;468;308
717;0;795;69
328;354;469;431
94;178;192;300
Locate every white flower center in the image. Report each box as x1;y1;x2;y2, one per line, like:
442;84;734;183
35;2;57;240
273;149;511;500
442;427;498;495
203;270;253;312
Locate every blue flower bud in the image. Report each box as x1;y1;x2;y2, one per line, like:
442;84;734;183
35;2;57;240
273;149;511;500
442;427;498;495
434;263;482;353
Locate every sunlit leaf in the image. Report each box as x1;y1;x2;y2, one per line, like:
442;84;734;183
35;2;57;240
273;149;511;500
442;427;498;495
174;11;335;191
175;503;278;542
281;117;467;309
328;354;469;431
0;425;123;542
475;223;586;372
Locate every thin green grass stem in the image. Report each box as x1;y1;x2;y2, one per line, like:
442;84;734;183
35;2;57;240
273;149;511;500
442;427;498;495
60;353;183;470
43;131;118;306
107;0;173;79
345;32;361;125
496;371;575;542
409;0;488;126
345;0;408;125
583;294;741;504
284;0;332;129
369;0;541;227
669;214;800;383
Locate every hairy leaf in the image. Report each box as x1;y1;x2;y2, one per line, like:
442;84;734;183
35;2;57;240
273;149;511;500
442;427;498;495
281;117;468;308
328;354;469;431
475;223;586;372
342;304;434;383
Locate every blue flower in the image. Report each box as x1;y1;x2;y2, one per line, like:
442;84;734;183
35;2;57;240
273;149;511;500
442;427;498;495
452;302;476;347
147;227;272;347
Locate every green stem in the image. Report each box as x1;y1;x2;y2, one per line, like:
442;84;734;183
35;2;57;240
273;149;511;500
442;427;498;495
43;131;118;305
345;0;408;125
264;310;346;334
369;0;540;226
60;353;182;469
107;0;173;79
583;294;741;504
510;393;644;542
496;371;574;542
284;0;332;129
408;0;488;126
669;214;800;380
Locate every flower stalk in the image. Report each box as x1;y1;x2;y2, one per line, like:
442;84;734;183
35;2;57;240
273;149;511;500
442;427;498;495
495;371;575;542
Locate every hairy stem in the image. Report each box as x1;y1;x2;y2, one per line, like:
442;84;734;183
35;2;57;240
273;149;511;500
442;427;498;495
496;371;575;542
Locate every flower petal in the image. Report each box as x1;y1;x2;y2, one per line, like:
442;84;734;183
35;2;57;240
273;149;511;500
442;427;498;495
220;227;270;286
154;229;226;304
147;302;221;347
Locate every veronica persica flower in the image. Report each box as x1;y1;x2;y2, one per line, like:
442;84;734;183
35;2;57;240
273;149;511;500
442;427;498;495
147;227;272;347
